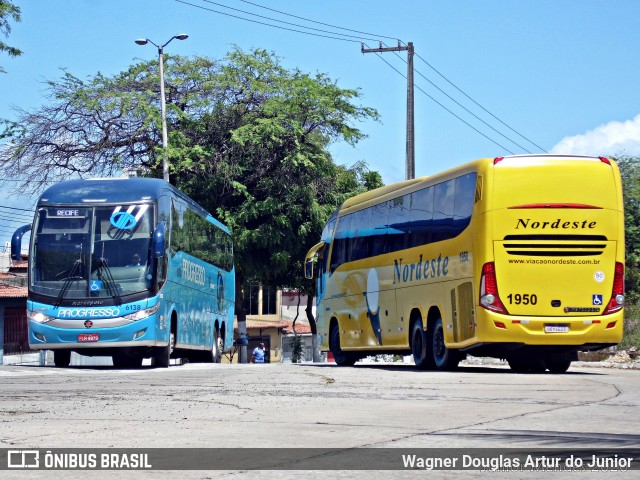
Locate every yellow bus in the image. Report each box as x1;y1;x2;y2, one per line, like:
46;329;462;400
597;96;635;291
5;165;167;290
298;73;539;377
305;155;625;373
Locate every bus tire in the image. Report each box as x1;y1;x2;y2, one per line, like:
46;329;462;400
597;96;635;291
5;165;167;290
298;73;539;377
411;320;433;370
430;318;459;370
209;328;223;364
153;332;174;368
113;349;144;369
53;349;71;368
330;323;357;366
508;354;546;373
545;355;572;374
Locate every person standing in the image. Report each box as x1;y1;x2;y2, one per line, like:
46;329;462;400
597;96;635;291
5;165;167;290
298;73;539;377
251;342;266;364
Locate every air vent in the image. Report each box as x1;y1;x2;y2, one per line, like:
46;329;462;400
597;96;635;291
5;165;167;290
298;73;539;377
502;234;608;257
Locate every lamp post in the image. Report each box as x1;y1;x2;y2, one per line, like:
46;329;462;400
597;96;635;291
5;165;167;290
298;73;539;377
135;34;188;183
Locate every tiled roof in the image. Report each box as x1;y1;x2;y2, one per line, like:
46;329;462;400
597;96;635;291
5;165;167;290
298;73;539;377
0;282;27;298
245;319;313;334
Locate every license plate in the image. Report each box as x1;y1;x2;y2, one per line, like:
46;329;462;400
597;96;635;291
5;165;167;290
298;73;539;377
78;333;100;342
545;324;569;333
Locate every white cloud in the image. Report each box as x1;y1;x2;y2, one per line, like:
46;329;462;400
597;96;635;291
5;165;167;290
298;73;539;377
550;114;640;157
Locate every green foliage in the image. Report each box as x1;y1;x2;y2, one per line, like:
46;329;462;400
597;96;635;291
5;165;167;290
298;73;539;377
0;46;381;317
615;156;640;304
0;0;21;72
289;336;303;363
620;303;640;350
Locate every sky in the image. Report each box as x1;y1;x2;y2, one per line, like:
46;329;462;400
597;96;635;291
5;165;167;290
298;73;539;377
1;0;639;250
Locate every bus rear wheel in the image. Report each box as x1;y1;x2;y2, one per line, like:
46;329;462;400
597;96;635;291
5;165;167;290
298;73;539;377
53;349;71;368
411;320;433;370
429;318;459;370
330;323;357;366
508;354;546;373
545;354;572;374
209;328;223;363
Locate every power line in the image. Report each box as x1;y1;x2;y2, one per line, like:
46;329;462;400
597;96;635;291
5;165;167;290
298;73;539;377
198;0;382;42
0;214;33;224
176;0;363;43
368;49;515;154
0;204;35;214
413;51;547;153
385;47;534;153
174;0;546;154
238;0;399;42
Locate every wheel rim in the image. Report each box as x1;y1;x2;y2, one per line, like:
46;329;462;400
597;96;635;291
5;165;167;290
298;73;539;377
214;332;223;362
412;326;423;359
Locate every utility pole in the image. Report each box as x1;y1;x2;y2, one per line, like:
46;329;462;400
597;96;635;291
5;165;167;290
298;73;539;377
362;41;415;180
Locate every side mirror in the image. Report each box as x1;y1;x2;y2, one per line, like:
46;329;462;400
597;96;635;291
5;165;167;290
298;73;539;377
153;222;166;257
11;224;32;261
305;256;315;279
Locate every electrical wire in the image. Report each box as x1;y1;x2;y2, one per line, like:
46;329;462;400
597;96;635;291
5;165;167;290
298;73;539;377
238;0;400;42
199;0;383;42
0;204;35;213
176;0;364;43
229;0;544;153
384;46;534;153
175;0;546;155
369;49;515;154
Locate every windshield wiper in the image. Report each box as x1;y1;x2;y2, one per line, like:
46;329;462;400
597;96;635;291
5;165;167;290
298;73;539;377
94;258;123;305
54;259;84;307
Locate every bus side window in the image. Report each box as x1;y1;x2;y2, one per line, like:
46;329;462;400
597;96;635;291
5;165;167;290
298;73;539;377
409;186;434;248
433;180;455;242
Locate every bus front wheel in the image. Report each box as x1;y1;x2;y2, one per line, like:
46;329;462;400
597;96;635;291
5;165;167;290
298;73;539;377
153;332;174;368
53;349;71;368
429;318;459;370
113;349;143;369
329;324;357;366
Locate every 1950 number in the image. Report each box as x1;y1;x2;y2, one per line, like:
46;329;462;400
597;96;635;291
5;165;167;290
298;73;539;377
507;293;538;305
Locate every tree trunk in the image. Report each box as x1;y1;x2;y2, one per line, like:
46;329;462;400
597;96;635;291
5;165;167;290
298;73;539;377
305;288;321;362
235;269;248;363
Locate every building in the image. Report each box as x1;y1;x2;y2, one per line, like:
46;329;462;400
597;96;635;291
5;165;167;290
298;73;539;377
241;284;317;363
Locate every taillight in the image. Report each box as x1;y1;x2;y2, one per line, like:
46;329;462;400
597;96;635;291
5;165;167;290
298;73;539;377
603;262;624;315
493;157;505;165
479;262;508;314
599;156;612;165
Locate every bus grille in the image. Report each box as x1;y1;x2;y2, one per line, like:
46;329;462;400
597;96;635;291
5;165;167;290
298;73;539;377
502;234;607;257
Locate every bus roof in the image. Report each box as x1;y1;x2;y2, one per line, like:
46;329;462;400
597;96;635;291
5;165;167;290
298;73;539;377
37;178;222;229
38;178;176;204
338;155;616;216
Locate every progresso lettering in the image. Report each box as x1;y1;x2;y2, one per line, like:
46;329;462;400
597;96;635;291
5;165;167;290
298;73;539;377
393;254;449;285
182;259;205;286
58;308;121;318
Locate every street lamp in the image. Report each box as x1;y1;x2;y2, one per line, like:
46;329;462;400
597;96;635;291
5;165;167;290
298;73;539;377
135;34;189;183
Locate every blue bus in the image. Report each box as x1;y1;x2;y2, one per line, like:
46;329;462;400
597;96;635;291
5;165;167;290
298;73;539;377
12;178;235;368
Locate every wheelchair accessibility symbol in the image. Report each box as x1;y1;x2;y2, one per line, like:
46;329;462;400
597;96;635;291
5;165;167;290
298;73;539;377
90;280;102;292
592;294;603;306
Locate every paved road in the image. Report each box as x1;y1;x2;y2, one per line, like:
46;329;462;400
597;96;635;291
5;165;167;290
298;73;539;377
1;361;639;479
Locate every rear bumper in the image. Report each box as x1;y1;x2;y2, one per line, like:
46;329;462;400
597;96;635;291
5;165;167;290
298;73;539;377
468;308;624;347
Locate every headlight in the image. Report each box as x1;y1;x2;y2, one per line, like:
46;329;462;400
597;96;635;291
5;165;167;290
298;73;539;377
28;310;55;324
123;304;160;321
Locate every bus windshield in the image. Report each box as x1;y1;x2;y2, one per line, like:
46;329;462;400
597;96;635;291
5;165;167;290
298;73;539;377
30;204;155;301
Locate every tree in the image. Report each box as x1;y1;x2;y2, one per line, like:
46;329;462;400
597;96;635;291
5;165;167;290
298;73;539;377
616;155;640;303
0;0;21;73
0;47;381;360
